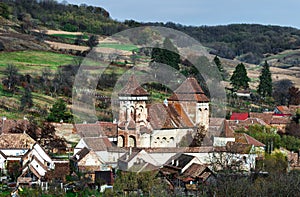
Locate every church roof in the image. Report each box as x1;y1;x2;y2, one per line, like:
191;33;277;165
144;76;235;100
118;75;149;96
149;103;194;130
168;77;209;102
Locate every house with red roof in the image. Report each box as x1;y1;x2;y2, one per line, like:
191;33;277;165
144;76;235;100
230;112;249;121
274;106;292;116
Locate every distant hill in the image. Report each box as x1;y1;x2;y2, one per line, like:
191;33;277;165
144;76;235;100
2;0;300;65
137;22;300;64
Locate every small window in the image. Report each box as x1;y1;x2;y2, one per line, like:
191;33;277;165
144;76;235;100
199;108;202;111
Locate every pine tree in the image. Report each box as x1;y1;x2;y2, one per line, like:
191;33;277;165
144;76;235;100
213;55;225;80
258;61;272;97
230;63;250;90
47;98;73;123
151;38;180;70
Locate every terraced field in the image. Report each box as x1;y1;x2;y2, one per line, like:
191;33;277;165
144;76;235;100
0;51;75;76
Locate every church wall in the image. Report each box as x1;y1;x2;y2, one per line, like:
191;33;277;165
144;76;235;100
150;128;191;148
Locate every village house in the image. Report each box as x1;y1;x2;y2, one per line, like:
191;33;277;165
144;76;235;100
17;143;55;186
0;133;36;179
117;148;160;172
71;147;108;183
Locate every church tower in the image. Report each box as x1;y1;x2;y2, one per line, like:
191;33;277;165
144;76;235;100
117;75;149;147
168;77;209;129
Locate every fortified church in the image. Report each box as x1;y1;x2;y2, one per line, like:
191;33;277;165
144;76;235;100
117;76;210;148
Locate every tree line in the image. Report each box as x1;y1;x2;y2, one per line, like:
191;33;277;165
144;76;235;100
1;0;126;35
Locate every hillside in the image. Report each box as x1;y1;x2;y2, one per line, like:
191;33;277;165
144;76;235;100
0;0;299;121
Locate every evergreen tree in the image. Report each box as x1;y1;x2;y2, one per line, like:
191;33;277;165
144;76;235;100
20;86;33;111
257;61;272;97
47;98;73;123
230;63;250;90
151;38;180;70
213;55;225;80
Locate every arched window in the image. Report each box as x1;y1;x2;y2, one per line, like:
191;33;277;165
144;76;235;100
117;135;125;147
129;135;137;147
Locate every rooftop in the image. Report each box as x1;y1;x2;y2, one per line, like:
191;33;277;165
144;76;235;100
0;133;35;149
168;77;209;102
118;75;149;97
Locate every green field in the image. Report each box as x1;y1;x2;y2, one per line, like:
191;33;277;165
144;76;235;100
98;43;138;51
0;51;75;75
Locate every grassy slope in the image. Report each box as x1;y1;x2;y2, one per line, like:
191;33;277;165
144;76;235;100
0;51;75;76
98;42;138;51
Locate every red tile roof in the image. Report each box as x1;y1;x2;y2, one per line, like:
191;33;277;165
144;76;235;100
221;120;235;138
230;112;249;121
82;137;112;151
227;118;267;131
276;106;292;115
168;77;209;102
249;112;273;125
148;103;194;129
0;133;35;149
118;119;136;130
118;75;149;96
234;133;265;147
98;122;117;137
270;117;290;125
75;124;102;137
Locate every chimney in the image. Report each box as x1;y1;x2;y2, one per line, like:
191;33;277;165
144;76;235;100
176;160;179;166
129;146;132;155
171;159;174;165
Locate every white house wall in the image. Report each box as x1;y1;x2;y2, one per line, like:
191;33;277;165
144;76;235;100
31;159;47;177
106;151;126;164
185;152;212;164
29;144;54;169
148;152;177;165
0;155;5;169
74;139;88;155
1;149;28;157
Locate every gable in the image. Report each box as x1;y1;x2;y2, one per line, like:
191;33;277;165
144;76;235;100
78;150;103;167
